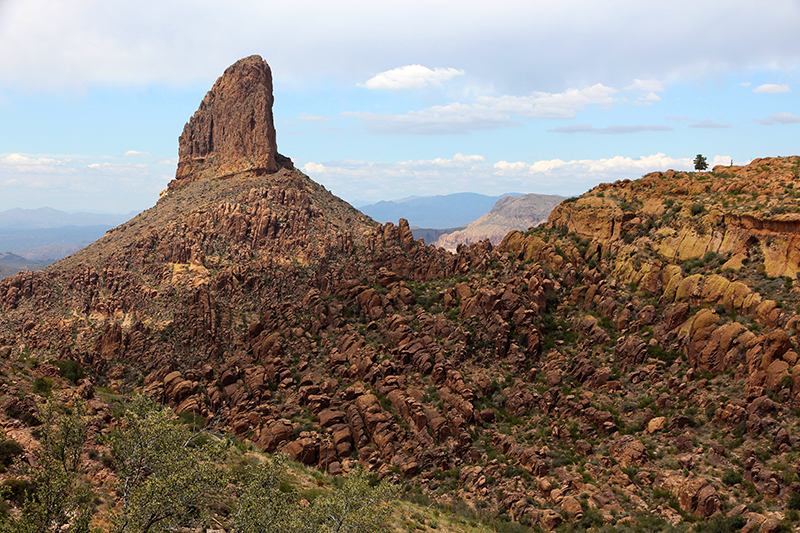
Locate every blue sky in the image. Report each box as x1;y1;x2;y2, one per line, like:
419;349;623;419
0;0;798;212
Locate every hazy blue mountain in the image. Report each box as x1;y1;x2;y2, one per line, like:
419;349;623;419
0;207;136;229
0;207;137;278
0;226;112;254
0;252;52;279
359;192;522;229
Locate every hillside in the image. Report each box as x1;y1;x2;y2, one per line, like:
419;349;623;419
434;193;565;250
0;55;798;532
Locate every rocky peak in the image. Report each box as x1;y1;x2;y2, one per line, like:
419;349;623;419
170;55;284;190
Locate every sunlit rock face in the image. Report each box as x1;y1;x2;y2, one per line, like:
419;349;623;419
172;55;279;189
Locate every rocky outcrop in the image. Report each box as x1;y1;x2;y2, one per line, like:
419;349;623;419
171;55;284;190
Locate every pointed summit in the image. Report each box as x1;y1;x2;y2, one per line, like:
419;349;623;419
170;55;284;190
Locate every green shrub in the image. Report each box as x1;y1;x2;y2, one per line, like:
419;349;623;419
0;439;23;467
54;360;85;385
721;468;742;486
2;478;33;504
694;514;747;533
787;491;800;510
32;377;53;397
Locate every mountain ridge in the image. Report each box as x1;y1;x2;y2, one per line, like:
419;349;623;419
434;193;566;250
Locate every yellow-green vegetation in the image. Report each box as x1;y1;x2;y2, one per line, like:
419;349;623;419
0;396;397;533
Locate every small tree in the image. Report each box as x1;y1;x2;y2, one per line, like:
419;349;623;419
694;154;708;171
300;467;397;533
0;399;92;533
232;454;298;533
110;395;227;533
233;462;396;533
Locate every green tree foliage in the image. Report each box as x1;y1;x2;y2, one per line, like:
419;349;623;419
300;467;397;533
110;395;227;533
232;460;396;533
694;154;709;171
0;394;396;533
232;454;298;533
0;399;92;533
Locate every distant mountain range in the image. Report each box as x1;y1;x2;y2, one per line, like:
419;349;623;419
359;192;567;248
0;208;137;277
0;207;136;229
358;192;523;228
432;193;567;250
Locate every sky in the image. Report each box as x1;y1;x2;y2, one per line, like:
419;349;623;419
0;0;799;213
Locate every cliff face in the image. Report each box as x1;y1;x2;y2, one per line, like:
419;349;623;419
433;193;565;250
548;157;800;277
171;55;284;190
2;56;800;531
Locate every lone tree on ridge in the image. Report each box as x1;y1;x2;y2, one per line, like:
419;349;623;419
694;154;708;171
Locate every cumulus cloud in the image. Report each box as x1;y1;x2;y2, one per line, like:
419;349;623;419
753;84;790;94
755;112;800;125
298;152;733;205
476;84;617;119
637;92;662;104
689;120;732;129
124;150;151;157
492;153;736;181
0;153;67;173
547;124;673;134
361;65;465;89
302;162;328;173
344;105;520;135
0;152;168;211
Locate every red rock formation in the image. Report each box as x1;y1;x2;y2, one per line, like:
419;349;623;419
171;55;283;190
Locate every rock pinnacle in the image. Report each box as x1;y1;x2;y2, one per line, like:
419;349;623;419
170;55;282;190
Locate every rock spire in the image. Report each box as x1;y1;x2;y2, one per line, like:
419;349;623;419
170;55;283;190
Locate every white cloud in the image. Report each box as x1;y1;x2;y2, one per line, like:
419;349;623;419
493;153;736;181
302;162;327;173
298;152;736;205
548;124;673;134
0;152;168;211
347;84;617;134
477;84;617;119
626;79;664;92
753;84;790;94
362;65;465;89
453;153;486;163
345;105;520;135
638;92;661;104
689;119;732;129
124;150;151;157
740;82;751;87
756;112;800;125
0;153;66;173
